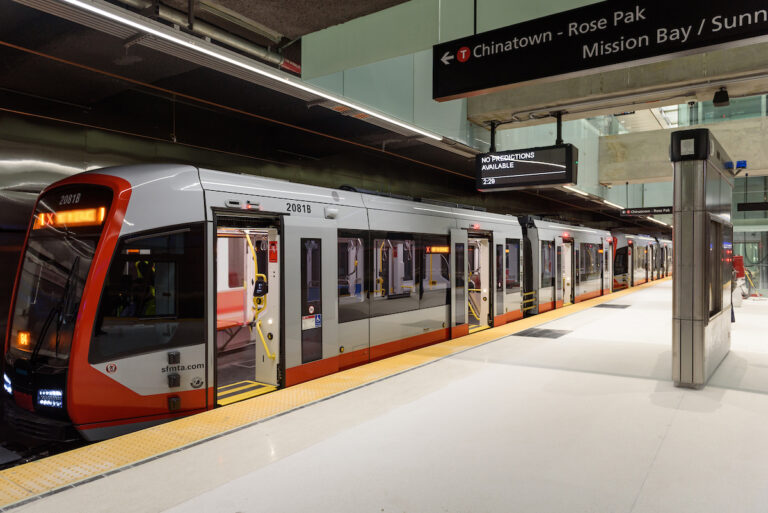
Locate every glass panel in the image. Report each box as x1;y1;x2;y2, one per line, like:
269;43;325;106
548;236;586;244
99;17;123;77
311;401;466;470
579;243;601;281
337;230;368;323
495;245;503;292
709;221;722;317
495;244;503;315
371;233;418;316
541;241;554;288
301;238;322;364
614;246;628;275
90;225;205;363
227;237;245;288
9;184;112;364
505;239;520;293
723;225;733;311
420;235;451;309
454;243;465;325
634;244;646;282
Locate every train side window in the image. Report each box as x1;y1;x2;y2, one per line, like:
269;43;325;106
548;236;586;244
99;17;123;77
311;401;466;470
89;224;205;364
505;239;521;293
541;241;555;288
371;233;419;317
338;230;368;323
420;235;450;309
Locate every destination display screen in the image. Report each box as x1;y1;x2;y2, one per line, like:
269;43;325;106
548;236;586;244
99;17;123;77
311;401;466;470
31;185;112;232
476;144;578;191
33;207;107;230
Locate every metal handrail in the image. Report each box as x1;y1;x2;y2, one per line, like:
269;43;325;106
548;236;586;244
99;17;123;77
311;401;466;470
521;290;537;312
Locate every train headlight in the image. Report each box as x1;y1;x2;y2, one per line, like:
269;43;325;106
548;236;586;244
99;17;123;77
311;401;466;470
37;389;63;408
3;373;11;395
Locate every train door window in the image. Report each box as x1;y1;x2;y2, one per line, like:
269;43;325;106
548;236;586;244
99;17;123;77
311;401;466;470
495;244;503;315
454;243;466;325
541;241;555;289
562;242;573;305
372;234;418;316
505;239;521;293
634;245;644;282
301;238;322;363
614;246;628;275
338;230;368;323
420;236;451;309
579;243;601;282
89;225;205;363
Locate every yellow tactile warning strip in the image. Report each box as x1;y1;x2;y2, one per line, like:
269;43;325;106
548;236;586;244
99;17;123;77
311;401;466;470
217;381;277;406
0;278;670;510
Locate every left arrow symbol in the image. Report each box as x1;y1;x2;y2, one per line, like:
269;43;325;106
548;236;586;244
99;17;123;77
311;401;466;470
441;51;454;66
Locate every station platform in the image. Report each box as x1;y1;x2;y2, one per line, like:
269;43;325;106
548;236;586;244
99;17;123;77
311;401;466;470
4;278;768;513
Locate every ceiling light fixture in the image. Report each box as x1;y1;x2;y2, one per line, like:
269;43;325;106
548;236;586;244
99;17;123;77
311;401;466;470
647;217;670;227
59;0;443;141
563;185;589;196
602;200;624;209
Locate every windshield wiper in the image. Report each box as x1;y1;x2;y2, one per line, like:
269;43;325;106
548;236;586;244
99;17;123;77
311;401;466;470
30;256;80;366
54;255;80;358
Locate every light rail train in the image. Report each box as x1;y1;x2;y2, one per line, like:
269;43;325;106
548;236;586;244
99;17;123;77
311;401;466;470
3;165;672;441
612;233;673;290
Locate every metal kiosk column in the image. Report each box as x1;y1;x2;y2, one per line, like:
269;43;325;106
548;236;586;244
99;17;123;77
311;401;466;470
671;128;735;388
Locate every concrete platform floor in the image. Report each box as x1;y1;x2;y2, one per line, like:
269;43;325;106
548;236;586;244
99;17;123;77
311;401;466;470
12;280;768;513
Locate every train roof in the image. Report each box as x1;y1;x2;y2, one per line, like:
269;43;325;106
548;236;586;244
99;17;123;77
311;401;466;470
532;218;610;237
199;167;520;227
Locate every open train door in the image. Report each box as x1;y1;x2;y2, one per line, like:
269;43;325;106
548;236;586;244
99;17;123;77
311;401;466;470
450;229;468;338
214;214;281;406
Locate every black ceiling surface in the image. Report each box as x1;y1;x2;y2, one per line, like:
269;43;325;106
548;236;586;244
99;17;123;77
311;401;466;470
162;0;409;40
0;0;669;233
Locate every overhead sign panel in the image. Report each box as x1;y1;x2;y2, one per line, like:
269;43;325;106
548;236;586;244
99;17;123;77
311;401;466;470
620;207;673;216
476;144;577;191
433;0;768;100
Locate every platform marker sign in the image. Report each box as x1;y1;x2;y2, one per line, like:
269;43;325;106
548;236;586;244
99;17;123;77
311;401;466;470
476;144;578;191
620;207;673;216
433;0;768;100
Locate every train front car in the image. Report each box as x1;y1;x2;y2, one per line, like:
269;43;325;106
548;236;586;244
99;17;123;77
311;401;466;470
3;165;208;441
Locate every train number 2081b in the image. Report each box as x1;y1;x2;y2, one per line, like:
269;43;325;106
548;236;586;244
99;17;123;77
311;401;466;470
286;202;311;213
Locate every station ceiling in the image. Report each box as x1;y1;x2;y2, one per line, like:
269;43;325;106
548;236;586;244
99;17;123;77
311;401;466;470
161;0;409;40
0;0;668;233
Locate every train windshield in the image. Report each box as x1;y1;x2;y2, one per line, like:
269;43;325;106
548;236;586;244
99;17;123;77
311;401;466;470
8;184;112;364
